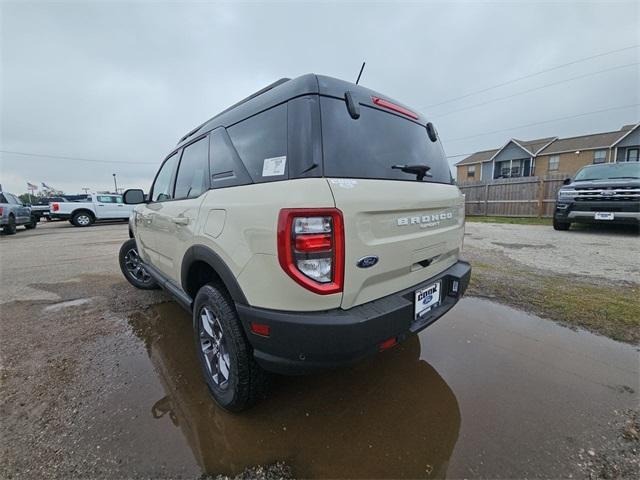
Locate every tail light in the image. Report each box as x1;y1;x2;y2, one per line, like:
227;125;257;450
52;203;59;212
0;207;3;216
277;208;344;295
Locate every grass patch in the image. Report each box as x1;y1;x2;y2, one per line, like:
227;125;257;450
466;216;552;226
468;262;640;344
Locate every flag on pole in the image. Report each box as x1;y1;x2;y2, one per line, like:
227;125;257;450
27;182;38;190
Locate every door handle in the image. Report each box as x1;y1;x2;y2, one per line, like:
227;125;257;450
171;217;189;226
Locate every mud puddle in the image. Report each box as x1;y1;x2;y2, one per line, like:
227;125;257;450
82;298;638;479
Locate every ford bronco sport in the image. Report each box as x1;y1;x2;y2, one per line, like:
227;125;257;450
554;162;640;230
119;74;471;411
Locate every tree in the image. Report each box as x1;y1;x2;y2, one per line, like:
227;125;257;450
18;193;33;204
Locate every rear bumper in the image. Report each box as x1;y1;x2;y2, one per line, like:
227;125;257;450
554;200;640;224
236;260;471;375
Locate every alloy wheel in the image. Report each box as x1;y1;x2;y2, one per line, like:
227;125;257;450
199;306;231;389
123;248;152;283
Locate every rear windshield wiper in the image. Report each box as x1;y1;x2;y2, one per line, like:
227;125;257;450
392;164;432;181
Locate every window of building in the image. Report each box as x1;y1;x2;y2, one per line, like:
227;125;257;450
467;165;476;178
627;148;639;162
548;155;560;171
593;150;607;164
227;104;288;183
174;137;209;200
151;153;179;202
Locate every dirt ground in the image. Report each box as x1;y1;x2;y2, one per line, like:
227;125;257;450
1;221;638;479
464;221;640;284
463;222;640;343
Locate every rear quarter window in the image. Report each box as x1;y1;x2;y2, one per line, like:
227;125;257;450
320;97;452;184
227;104;288;183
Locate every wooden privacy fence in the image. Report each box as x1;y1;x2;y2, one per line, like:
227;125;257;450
458;175;566;218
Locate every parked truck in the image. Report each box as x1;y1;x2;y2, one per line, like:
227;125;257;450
49;193;135;227
1;191;37;234
554;162;640;230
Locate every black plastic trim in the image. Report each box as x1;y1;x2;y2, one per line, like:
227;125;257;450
143;262;193;311
181;244;248;305
236;260;471;375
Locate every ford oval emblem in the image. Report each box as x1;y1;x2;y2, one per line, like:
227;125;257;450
357;256;379;268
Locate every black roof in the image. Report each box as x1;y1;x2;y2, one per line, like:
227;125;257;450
176;74;427;149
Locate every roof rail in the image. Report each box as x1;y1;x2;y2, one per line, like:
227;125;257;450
177;77;291;145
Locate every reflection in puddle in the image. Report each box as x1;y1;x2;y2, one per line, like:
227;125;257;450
128;303;460;479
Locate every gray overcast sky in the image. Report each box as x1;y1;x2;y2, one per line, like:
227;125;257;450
1;0;639;195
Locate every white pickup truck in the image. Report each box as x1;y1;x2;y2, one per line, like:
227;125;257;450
49;193;135;227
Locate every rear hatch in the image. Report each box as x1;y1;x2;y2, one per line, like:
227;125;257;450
319;94;464;309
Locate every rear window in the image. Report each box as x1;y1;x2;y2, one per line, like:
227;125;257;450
320;97;452;184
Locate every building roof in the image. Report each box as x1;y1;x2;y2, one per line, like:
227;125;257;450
612;123;640;147
456;136;554;166
537;130;628;155
455;148;499;166
514;137;557;154
456;124;638;167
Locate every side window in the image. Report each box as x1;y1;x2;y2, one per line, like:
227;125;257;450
174;137;209;200
151;153;179;202
0;194;7;203
227;104;288;183
467;165;476;178
97;196;113;203
115;196;123;204
209;128;253;189
593;150;607;164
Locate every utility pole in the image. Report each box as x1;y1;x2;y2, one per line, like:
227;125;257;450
112;173;118;194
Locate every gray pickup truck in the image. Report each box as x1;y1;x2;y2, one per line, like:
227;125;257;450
0;191;37;234
554;162;640;230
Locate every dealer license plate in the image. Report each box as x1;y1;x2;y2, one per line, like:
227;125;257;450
415;281;441;320
595;212;614;220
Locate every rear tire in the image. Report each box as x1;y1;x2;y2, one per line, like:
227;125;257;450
24;216;37;230
119;239;158;289
553;218;571;231
72;211;94;227
193;283;268;412
3;215;17;235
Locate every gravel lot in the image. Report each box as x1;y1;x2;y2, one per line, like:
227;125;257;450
1;221;638;479
464;222;640;284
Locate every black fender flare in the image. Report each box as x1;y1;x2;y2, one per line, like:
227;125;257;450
181;245;248;305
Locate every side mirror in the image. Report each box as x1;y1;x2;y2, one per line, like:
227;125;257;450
562;178;571;185
123;189;146;204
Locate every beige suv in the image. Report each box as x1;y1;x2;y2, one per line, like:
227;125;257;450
119;74;471;411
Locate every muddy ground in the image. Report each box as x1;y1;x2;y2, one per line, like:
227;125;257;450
1;221;638;479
